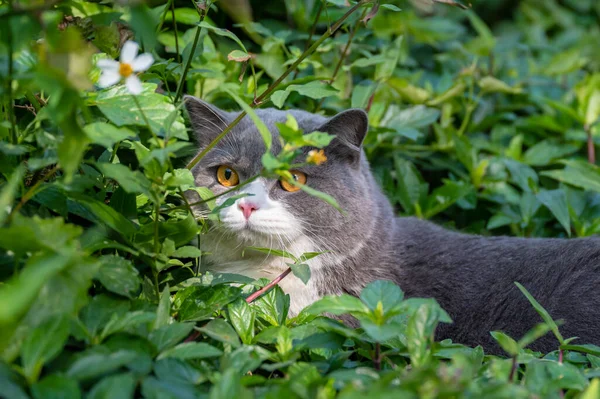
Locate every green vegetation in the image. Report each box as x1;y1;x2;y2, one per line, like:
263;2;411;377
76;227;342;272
2;0;600;397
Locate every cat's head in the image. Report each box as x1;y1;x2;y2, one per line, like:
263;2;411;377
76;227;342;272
184;96;379;260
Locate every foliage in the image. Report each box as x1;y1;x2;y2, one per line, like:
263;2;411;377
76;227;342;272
1;0;600;397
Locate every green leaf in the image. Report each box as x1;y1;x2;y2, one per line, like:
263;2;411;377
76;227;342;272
478;76;522;94
0;252;74;326
517;322;553;349
515;282;564;344
228;299;255;345
244;246;297;262
536;189;571;236
224;88;272;150
522;140;579;166
83;122;135;149
360;280;404;313
406;304;438;367
148;322;195;352
490;331;519;356
96;255;141;298
21;315;70;383
424;180;472;218
70;195;137;238
58;117;90;183
154;284;171;330
67;350;139;381
171;246;203;258
542;160;600;193
87;373;137;399
198;319;241;348
176;285;241;322
100;311;156;342
31;374;81;399
305;294;370;316
228;49;251;62
198;21;248;52
289;262;311;285
270;81;338;108
0;165;24;225
97;163;152;195
95;83;187;140
157;342;223;360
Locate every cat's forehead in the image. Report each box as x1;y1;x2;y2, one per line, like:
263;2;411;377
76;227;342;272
212;108;328;162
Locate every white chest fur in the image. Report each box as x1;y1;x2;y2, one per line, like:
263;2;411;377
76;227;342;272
200;233;322;316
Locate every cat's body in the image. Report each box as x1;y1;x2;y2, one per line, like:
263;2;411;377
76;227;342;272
185;97;600;354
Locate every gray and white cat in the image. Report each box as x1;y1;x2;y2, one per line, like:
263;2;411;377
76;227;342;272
184;96;600;354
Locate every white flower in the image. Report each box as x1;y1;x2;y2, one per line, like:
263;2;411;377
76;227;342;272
97;41;154;95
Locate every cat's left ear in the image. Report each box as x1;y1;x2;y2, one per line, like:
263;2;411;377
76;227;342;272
184;95;232;147
318;109;369;164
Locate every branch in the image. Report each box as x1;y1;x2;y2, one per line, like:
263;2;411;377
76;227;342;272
245;267;292;303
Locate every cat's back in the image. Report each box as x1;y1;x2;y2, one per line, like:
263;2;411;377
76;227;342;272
392;217;600;352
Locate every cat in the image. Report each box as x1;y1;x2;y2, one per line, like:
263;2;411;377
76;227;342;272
184;95;600;354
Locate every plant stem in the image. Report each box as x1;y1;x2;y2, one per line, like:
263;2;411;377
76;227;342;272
5;0;17;145
315;9;364;112
132;95;163;148
185;0;370;171
171;0;180;63
292;2;324;80
174;3;209;102
373;342;381;370
245;267;292;304
585;124;595;164
508;356;517;382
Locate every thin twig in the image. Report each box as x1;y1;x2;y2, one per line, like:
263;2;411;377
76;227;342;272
171;0;180;63
292;2;324;80
508;356;517;382
585;124;595;164
185;0;371;171
174;2;209;101
373;342;381;370
245;267;292;303
315;9;365;112
5;0;17;145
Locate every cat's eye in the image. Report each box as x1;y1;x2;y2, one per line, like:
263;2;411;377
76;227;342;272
216;165;239;187
280;170;307;192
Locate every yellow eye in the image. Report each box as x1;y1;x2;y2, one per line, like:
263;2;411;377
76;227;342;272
216;165;239;187
280;170;307;192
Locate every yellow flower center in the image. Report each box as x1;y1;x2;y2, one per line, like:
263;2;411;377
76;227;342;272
119;63;133;78
306;149;327;165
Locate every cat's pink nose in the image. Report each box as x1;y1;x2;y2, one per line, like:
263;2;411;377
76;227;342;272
238;202;259;220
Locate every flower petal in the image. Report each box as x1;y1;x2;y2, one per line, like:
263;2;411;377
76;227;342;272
132;53;154;72
120;41;139;64
125;75;143;95
98;70;121;88
97;59;119;70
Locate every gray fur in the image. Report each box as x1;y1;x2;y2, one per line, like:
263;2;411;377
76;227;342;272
185;96;600;355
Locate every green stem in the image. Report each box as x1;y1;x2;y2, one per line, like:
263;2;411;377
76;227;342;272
5;1;17;145
185;0;371;171
174;2;209;102
166;174;260;213
315;8;365;112
292;2;324;80
171;0;180;63
132;95;162;147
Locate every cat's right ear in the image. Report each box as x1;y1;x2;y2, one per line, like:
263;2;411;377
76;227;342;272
184;95;231;147
318;109;369;165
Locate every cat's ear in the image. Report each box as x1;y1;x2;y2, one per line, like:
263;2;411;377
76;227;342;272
319;109;369;164
184;95;231;147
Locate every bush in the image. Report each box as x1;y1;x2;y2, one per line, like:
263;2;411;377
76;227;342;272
1;0;600;397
